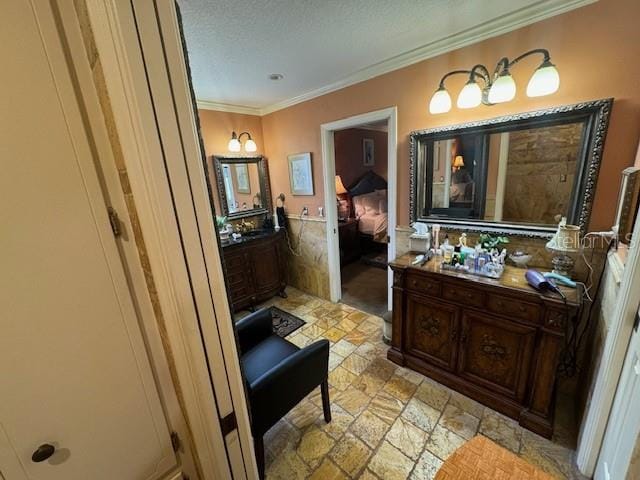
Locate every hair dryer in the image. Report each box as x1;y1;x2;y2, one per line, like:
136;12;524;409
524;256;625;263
525;269;565;299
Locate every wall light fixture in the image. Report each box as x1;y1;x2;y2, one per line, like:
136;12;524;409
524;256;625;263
429;49;560;114
228;131;257;153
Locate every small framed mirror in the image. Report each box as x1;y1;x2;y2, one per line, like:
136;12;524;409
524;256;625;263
212;156;272;219
410;99;612;237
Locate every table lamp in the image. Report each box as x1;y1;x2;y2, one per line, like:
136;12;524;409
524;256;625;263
545;219;581;278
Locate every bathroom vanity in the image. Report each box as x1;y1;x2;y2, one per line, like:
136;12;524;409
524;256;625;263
388;254;581;438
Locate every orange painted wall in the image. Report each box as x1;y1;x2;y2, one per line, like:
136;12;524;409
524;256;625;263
334;128;388;188
198;109;264;216
261;0;640;230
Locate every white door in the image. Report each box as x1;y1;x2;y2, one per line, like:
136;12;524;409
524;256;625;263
0;2;177;479
595;307;640;480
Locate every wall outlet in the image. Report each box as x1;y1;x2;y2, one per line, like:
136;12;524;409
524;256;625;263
302;206;309;216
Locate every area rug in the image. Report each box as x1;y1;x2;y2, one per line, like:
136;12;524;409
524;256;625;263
270;306;306;338
435;435;552;480
361;251;388;269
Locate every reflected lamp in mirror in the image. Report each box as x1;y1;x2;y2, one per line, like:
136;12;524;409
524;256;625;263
411;99;613;238
428;49;560;114
228;131;257;153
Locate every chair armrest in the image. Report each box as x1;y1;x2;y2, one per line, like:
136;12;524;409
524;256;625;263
235;308;273;355
248;339;330;436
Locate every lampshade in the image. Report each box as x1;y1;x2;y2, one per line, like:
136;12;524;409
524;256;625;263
488;72;516;104
244;138;257;152
527;61;560;97
457;80;482;109
555;224;581;252
429;87;452;114
335;175;348;195
452;155;465;170
227;137;241;152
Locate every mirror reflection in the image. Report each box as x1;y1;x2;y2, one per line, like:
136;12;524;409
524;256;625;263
212;156;271;219
429;122;584;226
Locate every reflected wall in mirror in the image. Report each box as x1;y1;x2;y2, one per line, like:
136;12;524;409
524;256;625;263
212;156;272;219
411;99;612;237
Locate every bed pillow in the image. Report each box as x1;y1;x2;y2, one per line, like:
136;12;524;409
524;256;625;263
360;192;381;215
379;198;388;213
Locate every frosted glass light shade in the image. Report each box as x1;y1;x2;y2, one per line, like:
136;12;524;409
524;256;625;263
457;81;482;109
429;88;452;114
488;73;516;104
228;137;241;152
244;138;257;152
527;63;560;97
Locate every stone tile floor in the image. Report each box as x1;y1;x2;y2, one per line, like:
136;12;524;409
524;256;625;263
249;287;587;480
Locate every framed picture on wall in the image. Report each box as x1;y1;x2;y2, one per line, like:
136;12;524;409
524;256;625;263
235;163;250;193
363;138;375;166
288;153;314;195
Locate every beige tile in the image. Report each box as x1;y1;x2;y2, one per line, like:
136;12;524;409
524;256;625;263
519;430;581;479
307;384;337;409
297;426;335;469
350;410;390;448
439;404;480;440
402;398;442;433
348;310;369;324
479;409;523;453
303;323;327;339
386;416;428;460
329;366;357;391
316;404;355;440
311;307;332;320
383;375;418;402
411;449;444;480
335;386;371;416
328;351;345;371
425;425;466;461
357;469;379;480
365;357;397;382
288;332;312;348
266;448;310;480
355;342;378;358
287;401;321;429
352;371;386;397
324;327;348;342
332;339;358;357
343;328;369;346
368;441;415;480
309;459;348;480
329;432;371;477
341;353;371;375
337;318;359;332
358;319;382;335
414;379;451;411
264;419;300;459
313;318;332;330
448;391;485;418
395;366;425;385
368;390;404;425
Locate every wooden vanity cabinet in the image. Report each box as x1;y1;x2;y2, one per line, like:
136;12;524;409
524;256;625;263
221;230;287;312
388;254;581;438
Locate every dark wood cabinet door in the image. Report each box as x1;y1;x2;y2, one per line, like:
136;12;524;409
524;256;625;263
405;294;459;371
251;240;282;296
458;311;536;401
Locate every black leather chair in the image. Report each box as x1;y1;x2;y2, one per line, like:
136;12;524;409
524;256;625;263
235;308;331;478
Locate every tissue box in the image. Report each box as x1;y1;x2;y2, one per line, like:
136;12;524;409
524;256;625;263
409;233;430;252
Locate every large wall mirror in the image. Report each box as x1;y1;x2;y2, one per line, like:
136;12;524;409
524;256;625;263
212;156;272;219
410;99;612;237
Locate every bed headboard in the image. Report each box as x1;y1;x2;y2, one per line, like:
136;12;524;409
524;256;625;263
348;171;387;197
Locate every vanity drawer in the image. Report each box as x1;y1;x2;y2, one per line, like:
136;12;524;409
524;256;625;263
487;295;541;324
406;272;441;297
442;282;485;308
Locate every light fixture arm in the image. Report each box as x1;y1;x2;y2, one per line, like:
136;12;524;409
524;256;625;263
232;131;253;142
437;68;488;89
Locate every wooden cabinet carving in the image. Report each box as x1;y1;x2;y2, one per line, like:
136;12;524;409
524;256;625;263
388;254;581;438
222;231;286;312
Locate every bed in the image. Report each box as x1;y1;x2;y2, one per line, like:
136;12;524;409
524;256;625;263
349;172;388;243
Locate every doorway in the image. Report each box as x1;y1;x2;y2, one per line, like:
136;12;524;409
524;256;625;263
321;107;398;314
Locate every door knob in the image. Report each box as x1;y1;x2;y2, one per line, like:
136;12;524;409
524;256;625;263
32;444;55;463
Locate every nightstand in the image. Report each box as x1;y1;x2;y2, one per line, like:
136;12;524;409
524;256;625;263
338;218;360;266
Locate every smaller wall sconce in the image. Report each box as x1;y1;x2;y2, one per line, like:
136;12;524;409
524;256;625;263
429;49;560;114
228;131;257;153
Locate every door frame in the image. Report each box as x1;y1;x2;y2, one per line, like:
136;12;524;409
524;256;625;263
81;1;256;479
320;107;398;309
576;209;640;476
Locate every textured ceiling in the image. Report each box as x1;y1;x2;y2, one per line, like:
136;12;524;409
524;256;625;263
178;0;591;112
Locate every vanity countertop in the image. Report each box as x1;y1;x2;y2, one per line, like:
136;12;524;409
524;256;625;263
220;228;282;248
390;252;581;306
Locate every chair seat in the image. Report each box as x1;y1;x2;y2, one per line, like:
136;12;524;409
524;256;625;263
242;335;300;386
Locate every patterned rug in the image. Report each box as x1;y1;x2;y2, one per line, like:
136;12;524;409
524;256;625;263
270;306;306;338
361;251;388;269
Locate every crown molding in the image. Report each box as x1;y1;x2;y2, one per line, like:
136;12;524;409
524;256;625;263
196;100;262;116
259;0;595;116
196;0;596;117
